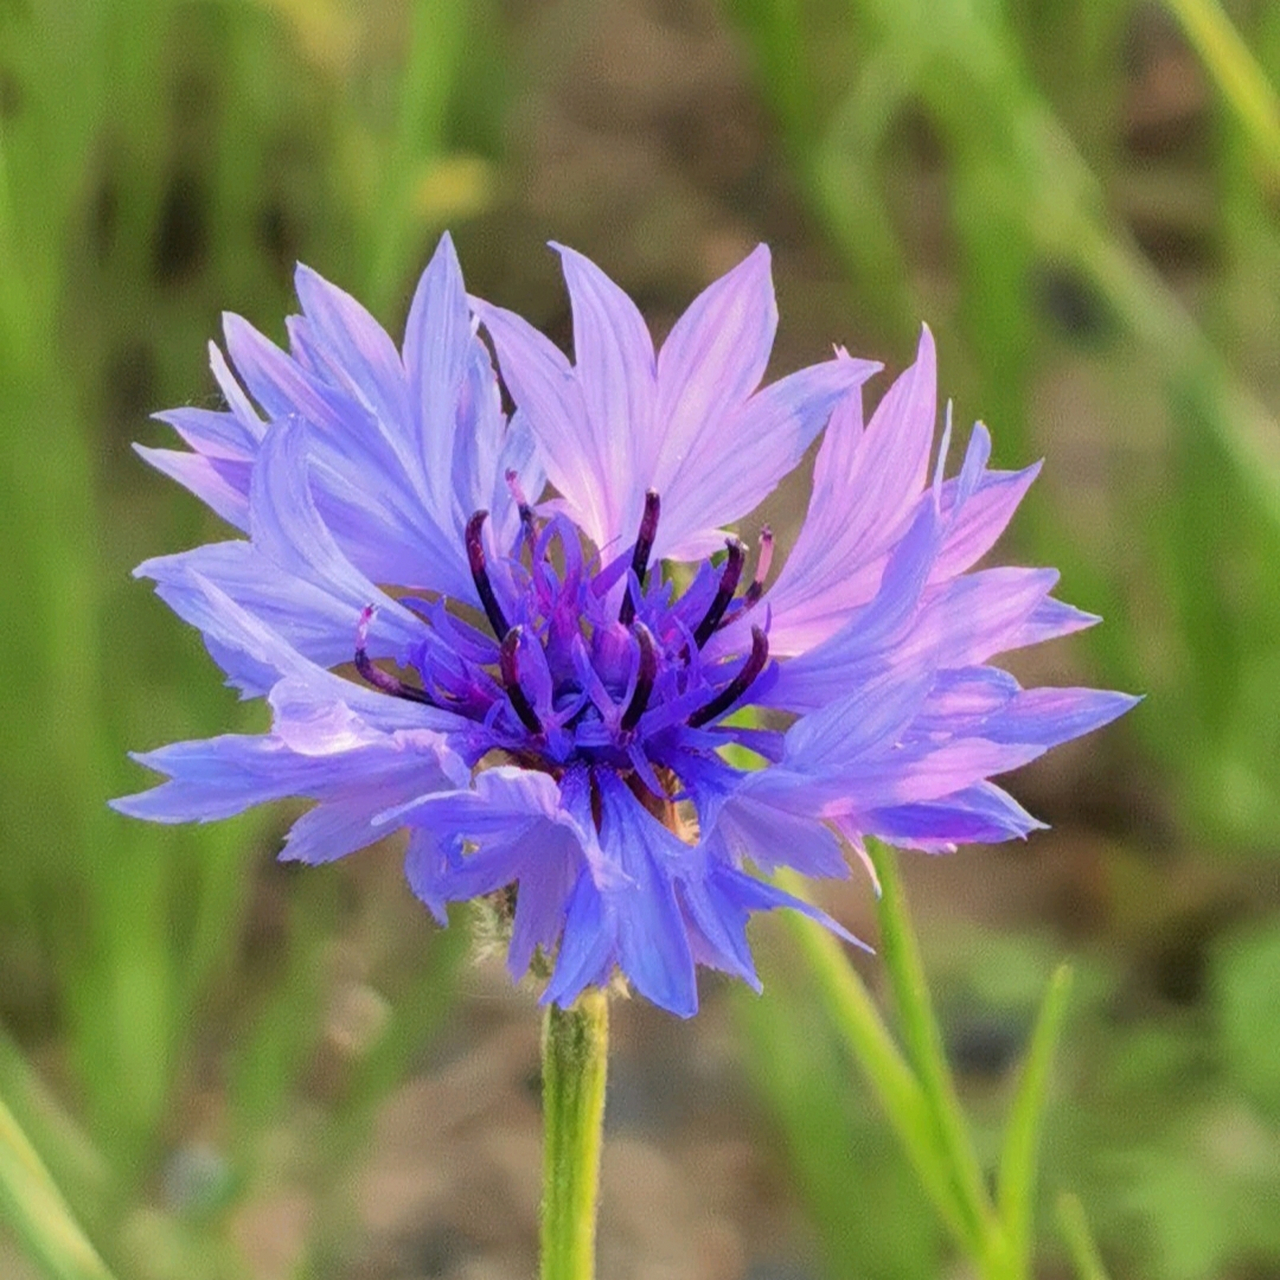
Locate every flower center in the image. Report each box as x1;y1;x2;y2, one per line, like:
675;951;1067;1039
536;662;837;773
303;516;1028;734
352;495;773;780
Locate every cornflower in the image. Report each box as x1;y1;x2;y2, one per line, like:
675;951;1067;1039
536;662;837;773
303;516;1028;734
115;234;1135;1016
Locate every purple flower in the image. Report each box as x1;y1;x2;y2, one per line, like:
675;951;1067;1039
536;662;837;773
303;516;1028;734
115;234;1136;1017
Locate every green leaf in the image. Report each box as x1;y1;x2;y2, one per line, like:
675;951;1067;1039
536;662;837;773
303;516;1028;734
1164;0;1280;186
776;869;982;1257
1055;1192;1111;1280
867;843;996;1252
997;963;1074;1275
0;1093;115;1280
1214;923;1280;1120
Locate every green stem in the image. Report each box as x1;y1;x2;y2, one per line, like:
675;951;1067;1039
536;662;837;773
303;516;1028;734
540;991;609;1280
1055;1192;1111;1280
0;1092;116;1280
776;870;982;1255
1164;0;1280;184
869;842;998;1253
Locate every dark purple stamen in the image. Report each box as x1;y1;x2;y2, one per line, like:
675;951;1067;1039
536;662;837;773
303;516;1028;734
693;539;745;648
743;525;773;608
505;468;535;536
688;626;769;728
499;626;543;734
619;490;660;625
620;623;658;732
466;510;511;639
354;606;436;705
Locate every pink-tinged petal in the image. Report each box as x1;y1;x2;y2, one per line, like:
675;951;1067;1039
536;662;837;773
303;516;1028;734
762;496;945;705
915;666;1020;727
1003;596;1100;649
932;460;1041;583
764;328;937;647
651;244;776;492
154;407;258;459
470;297;612;547
912;567;1061;668
658;353;880;561
781;565;1060;698
294;264;408;429
550;243;657;551
133;446;252;531
817;738;1048;815
777;662;936;777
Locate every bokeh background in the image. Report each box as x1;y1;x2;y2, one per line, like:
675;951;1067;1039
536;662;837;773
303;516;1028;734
3;0;1280;1277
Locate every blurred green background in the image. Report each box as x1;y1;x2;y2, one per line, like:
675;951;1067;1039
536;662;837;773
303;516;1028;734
2;0;1279;1277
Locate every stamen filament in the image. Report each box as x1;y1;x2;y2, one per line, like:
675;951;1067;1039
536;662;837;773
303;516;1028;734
692;539;745;647
500;626;544;734
505;468;536;537
619;490;660;625
620;623;658;732
688;626;769;728
466;510;512;638
354;606;436;705
743;525;773;608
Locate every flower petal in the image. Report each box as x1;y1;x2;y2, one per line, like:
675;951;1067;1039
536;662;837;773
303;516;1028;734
551;243;657;551
470;297;611;544
863;781;1045;851
658;354;879;561
294;264;409;430
651;244;776;493
133;446;252;531
595;772;699;1018
249;419;426;653
763;328;936;651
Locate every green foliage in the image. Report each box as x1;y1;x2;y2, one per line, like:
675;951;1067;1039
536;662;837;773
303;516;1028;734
743;853;1081;1280
0;1;486;1274
2;0;1280;1277
0;1094;115;1280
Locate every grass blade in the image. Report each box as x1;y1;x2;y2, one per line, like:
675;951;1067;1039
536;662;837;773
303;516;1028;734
867;843;996;1249
776;870;982;1256
0;1093;115;1280
1164;0;1280;184
1055;1192;1111;1280
997;963;1074;1277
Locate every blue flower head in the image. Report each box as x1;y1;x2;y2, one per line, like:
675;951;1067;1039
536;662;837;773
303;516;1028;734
116;234;1136;1017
